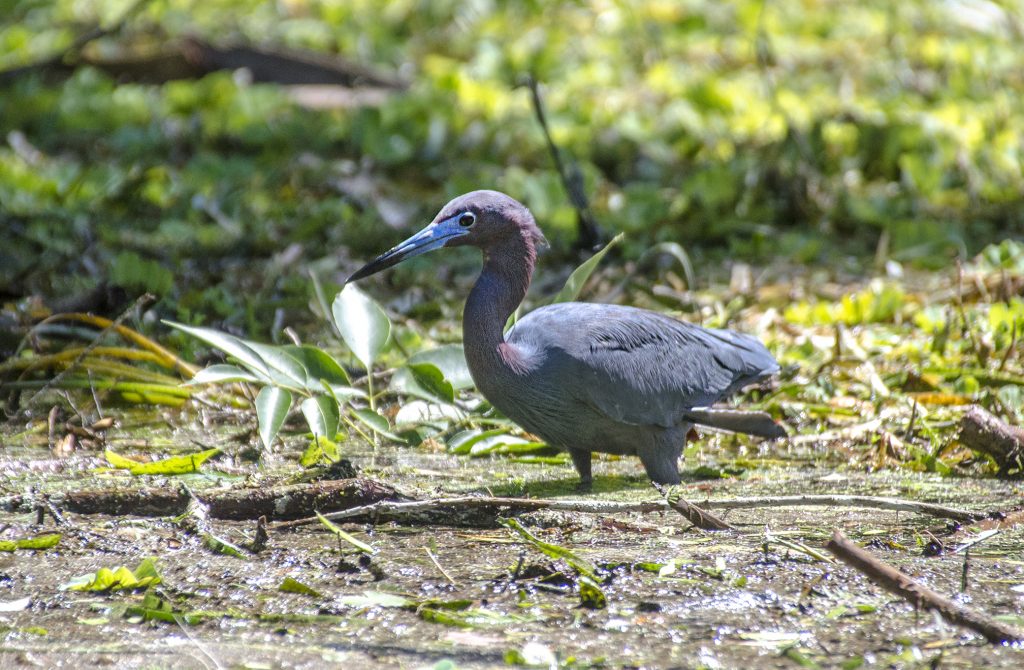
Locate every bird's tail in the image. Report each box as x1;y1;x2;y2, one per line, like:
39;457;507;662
685;408;787;439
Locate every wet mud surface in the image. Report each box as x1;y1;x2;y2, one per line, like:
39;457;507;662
1;416;1023;668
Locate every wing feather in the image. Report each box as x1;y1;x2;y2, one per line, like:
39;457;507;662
507;303;778;428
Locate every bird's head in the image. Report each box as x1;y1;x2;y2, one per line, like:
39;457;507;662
347;190;547;283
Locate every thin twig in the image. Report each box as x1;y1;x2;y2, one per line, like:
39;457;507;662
826;530;1023;644
424;546;458;586
520;75;600;249
270;492;985;531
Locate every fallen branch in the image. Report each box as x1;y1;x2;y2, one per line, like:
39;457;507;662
2;479;398;520
959;405;1024;473
826;530;1024;644
705;494;983;522
271;492;984;531
271;496;665;530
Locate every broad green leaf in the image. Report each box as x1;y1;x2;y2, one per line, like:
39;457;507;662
104;449;140;469
353;407;393;436
469;438;549;457
448;428;515;454
187;364;261;385
410;345;473;390
123;592;206;625
0;534;61;552
201;532;246;558
300;395;340;439
552;232;624;303
247;342;309;389
316;512;374;553
279;577;324;598
324;382;367;401
62;558;162;592
106;448;221;475
281;345;351;386
407;362;455;404
394;400;463;426
332;284;391;369
164;321;271;380
256;386;292;449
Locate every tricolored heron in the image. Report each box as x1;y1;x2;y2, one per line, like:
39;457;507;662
348;190;785;486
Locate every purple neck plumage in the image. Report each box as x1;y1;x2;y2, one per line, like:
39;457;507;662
462;225;539;376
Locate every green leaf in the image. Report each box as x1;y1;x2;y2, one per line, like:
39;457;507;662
552;232;624;303
256;386;292;449
201;532;246;558
104;449;140;469
279;577;324;598
324;382;367;402
407;362;455;404
187;364;262;385
281;345;351;386
299;436;341;467
105;448;220;475
317;512;374;554
353;407;393;436
638;241;695;288
332;284;391;369
300;395;340;439
62;558;162;592
410;345;473;390
502;518;598;580
246;342;309;389
164;321;272;381
578;575;607;609
0;534;61;552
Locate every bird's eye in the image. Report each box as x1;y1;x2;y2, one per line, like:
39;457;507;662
458;212;476;227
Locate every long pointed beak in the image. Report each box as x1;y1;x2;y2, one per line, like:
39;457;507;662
346;218;468;283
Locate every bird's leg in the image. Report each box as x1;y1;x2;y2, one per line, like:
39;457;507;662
637;443;682;485
570;449;593;491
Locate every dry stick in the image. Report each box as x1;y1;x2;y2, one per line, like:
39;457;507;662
706;494;983;522
653;482;733;530
271;492;983;531
424;546;458;586
826;530;1024;644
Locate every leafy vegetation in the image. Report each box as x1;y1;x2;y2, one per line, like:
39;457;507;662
1;1;1023;666
2;0;1023;337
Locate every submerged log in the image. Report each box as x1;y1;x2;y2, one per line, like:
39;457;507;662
959;406;1024;473
2;479;399;520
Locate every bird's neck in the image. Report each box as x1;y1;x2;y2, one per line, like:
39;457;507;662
463;237;535;376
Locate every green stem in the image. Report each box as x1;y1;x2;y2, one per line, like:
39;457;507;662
340;412;375;449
